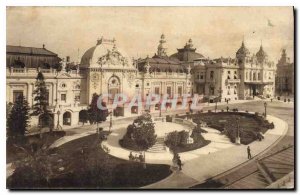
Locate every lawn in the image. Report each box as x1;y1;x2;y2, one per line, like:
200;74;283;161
7;133;172;189
185;112;274;145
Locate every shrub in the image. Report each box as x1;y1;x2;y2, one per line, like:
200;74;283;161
166;115;172;122
120;113;157;151
165;130;189;151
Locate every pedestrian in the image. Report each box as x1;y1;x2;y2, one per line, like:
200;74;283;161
139;152;144;163
135;154;138;161
177;156;182;171
129;152;133;161
247;146;252;159
226;106;229;112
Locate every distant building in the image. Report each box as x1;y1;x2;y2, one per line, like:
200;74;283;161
192;41;276;102
275;49;294;95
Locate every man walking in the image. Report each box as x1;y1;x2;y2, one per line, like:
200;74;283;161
247;146;252;159
177;156;182;171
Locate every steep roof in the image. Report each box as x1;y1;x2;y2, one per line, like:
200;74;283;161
7;45;58;56
137;56;187;73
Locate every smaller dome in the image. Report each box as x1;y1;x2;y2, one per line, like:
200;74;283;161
256;45;268;58
256;45;268;63
236;41;250;56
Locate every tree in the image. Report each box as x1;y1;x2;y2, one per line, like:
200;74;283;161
32;72;53;132
121;113;157;150
79;110;89;125
190;124;207;143
87;93;108;124
165;130;189;152
7;95;30;139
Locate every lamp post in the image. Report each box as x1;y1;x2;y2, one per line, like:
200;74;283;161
56;110;61;130
109;111;113;132
264;102;267;118
215;89;223;113
159;102;162;117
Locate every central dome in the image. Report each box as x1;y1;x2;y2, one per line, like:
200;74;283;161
80;37;133;69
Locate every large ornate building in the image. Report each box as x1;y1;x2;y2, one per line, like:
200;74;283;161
6;35;277;129
275;49;294;95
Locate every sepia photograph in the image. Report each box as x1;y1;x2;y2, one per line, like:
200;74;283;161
5;6;295;190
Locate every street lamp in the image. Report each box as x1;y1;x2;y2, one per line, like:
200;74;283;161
159;102;162;117
56;110;61;130
215;89;223;113
109;111;113;132
264;102;267;118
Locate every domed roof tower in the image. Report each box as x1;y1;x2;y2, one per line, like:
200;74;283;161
80;37;134;69
236;40;250;65
256;43;268;64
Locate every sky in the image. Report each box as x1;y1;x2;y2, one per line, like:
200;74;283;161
6;6;294;62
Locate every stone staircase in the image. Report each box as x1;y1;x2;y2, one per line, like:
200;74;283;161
147;137;167;153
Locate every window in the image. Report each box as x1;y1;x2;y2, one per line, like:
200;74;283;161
210;86;215;95
147;83;150;86
227;90;230;95
210;71;214;79
178;86;182;96
246;72;248;80
197;74;200;79
234;71;237;74
135;84;139;88
13;90;23;103
167;87;172;96
155;87;160;95
61;94;66;102
45;89;49;106
200;72;204;79
258;73;260;80
75;94;80;102
253;72;256;80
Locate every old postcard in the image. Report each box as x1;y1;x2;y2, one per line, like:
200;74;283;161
6;6;294;189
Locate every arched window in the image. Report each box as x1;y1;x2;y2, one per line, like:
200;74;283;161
253;72;256;80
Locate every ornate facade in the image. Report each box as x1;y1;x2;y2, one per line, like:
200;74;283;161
6;35;277;129
275;49;294;95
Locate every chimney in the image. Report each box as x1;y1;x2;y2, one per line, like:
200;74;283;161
42;44;45;49
66;56;70;62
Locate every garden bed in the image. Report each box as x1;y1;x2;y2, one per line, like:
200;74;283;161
181;112;274;145
172;140;211;153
